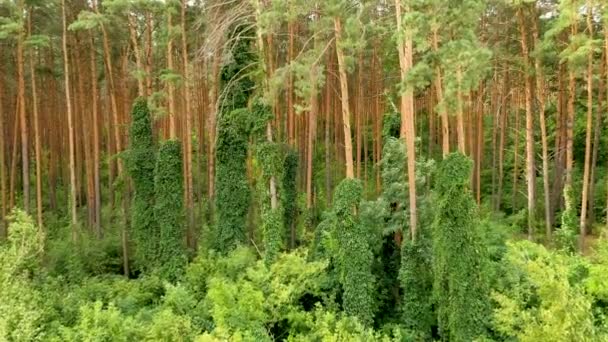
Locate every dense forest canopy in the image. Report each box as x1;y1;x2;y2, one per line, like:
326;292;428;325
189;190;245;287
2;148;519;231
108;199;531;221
1;0;608;340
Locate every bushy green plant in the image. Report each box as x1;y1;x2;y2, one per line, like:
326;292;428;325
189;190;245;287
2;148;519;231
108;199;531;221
432;153;489;341
126;97;158;270
0;210;47;341
154;140;187;279
493;241;601;341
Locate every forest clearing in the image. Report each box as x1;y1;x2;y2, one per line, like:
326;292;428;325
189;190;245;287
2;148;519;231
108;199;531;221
1;0;608;340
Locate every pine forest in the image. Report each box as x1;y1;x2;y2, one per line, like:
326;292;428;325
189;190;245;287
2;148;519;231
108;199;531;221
2;0;608;340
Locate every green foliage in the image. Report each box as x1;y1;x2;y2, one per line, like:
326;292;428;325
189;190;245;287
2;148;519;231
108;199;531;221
492;241;602;341
282;149;298;247
557;185;579;253
0;210;46;341
127;98;158;270
215;108;251;253
432;153;489;341
154;140;187;279
399;238;433;339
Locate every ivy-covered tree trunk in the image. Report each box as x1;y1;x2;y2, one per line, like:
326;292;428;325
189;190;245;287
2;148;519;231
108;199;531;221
333;179;374;326
127;98;157;270
433;153;488;342
154;140;187;279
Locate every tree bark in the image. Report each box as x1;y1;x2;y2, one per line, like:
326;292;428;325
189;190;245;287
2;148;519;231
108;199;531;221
28;11;43;230
579;3;593;251
532;15;551;239
334;17;355;180
395;0;418;240
17;0;29;214
62;0;78;240
517;7;536;240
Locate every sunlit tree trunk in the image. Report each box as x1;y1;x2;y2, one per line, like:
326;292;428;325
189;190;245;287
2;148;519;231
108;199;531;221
181;0;195;248
395;0;417;240
334;17;355;180
16;0;29;214
28;11;43;229
580;3;594;251
517;7;535;240
532;15;551;239
0;65;6;237
90;35;101;238
62;0;78;240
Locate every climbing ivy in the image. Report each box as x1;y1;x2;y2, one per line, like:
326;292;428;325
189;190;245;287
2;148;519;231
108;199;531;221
126;98;157;270
282;149;298;248
557;185;578;253
432;153;488;342
154;140;187;279
332;179;375;327
215;108;251;253
214;22;258;254
257;140;285;265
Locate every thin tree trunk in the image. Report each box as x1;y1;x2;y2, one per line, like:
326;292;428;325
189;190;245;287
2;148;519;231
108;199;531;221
580;3;594;251
62;0;78;240
28;12;43;229
0;65;6;237
90;36;101;238
181;0;195;248
517;7;536;239
17;0;29;214
456;67;466;154
167;10;177;139
334;17;355;180
432;28;449;157
532;15;551;239
128;15;145;97
395;0;418;240
512;91;521;211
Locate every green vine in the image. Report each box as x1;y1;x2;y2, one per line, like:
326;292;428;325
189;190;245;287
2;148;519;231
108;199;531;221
126;98;158;270
432;153;488;342
154;140;187;279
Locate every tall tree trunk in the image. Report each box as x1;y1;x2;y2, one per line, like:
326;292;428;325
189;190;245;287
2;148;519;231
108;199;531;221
395;0;418;240
28;12;43;229
517;7;536;240
432;28;449;157
512;91;521;212
62;0;78;240
532;15;551;239
579;3;594;251
167;10;177;139
456;67;466;154
17;0;29;214
128;14;145;97
334;17;355;180
90;36;101;238
0;65;6;237
181;0;195;248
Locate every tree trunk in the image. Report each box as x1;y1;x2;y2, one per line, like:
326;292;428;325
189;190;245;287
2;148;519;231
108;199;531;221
532;15;551;239
456;67;466;154
334;17;355;180
62;0;78;240
579;4;593;251
0;65;6;237
167;10;177;139
517;7;536;240
181;0;195;249
17;0;29;214
90;36;101;238
128;15;145;97
28;12;43;230
395;0;418;240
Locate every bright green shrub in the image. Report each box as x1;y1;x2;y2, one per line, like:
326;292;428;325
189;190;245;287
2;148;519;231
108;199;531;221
154;140;187;279
493;241;600;341
127;97;158;270
0;210;46;342
432;153;489;341
56;301;143;341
